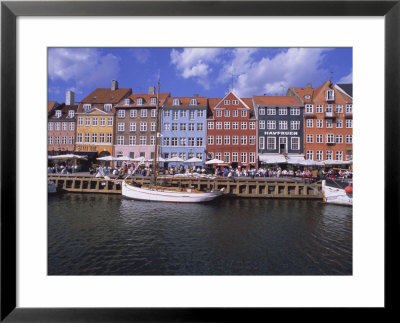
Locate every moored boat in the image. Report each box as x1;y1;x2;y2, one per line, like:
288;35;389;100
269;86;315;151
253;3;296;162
322;179;352;206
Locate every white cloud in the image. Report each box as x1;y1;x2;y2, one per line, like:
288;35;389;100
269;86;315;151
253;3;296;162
48;48;120;87
337;72;353;84
130;48;151;63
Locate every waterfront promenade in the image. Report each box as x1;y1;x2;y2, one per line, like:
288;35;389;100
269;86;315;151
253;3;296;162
48;173;323;199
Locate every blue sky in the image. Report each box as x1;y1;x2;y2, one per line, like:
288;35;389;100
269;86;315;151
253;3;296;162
48;47;352;103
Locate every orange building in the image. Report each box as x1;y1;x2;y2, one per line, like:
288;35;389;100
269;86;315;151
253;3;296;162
75;80;131;159
287;80;353;163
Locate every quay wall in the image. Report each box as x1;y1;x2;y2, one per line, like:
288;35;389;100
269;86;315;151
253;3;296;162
48;175;323;199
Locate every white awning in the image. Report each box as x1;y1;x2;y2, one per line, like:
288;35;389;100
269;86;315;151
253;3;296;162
286;155;305;164
259;154;287;164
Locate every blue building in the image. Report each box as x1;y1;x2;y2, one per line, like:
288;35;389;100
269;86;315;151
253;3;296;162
161;95;208;168
253;96;304;166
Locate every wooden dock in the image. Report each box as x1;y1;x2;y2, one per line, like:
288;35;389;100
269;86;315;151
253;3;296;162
48;175;323;199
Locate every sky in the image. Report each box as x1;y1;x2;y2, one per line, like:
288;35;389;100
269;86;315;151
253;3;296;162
48;47;352;103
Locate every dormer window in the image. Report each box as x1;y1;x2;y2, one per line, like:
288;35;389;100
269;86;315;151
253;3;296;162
224;100;230;105
68;110;75;118
55;110;62;118
173;98;180;106
104;104;112;112
150;98;157;105
83;104;91;111
326;90;335;101
190;99;197;106
124;99;130;106
137;98;143;105
304;95;311;100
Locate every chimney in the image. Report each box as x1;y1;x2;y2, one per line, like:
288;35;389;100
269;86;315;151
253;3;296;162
66;90;75;106
148;86;156;95
194;94;199;97
306;83;312;88
111;80;119;91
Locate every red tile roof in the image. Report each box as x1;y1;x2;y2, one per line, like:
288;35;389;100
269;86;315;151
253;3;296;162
164;96;208;108
117;92;170;108
48;101;59;112
81;88;132;104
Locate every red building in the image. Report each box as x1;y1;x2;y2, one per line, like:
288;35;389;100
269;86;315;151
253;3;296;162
206;91;257;169
287;80;353;163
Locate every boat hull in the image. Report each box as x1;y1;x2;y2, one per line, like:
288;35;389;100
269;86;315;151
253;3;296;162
122;181;223;203
322;180;352;206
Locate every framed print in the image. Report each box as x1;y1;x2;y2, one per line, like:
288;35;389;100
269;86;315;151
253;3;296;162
1;0;399;321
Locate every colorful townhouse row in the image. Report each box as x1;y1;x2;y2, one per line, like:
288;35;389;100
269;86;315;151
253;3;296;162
48;79;353;169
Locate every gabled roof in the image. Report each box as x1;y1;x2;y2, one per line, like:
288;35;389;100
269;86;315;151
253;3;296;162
253;96;300;106
81;87;132;104
212;90;253;110
164;96;208;108
116;92;170;108
336;83;353;98
48;103;79;120
48;101;60;113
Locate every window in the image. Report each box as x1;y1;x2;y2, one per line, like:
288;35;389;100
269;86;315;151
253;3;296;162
62;122;67;130
141;109;147;118
215;110;222;117
77;133;82;143
180;110;187;118
232;100;239;105
224;110;230;117
164;123;170;131
69;123;74;131
306;150;313;160
173;98;180;106
188;123;195;131
124;99;130;106
107;118;113;126
139;136;146;145
189;111;195;120
198;110;204;118
190;99;197;105
336;119;343;128
180;138;186;146
151;122;156;132
279;121;288;130
241;110;247;117
224;136;230;145
224;100;230;105
336;135;343;144
241;122;247;129
149;98;156;105
151;109;157;118
259;120;265;129
137;98;143;105
215;153;222;160
171;138;178;146
92;133;97;143
316;134;323;143
267;108;276;115
48;122;53;131
180;123;186;131
188;137;195;146
171;123;178;131
54;136;59;145
179;152;186;160
232;152;238;162
232;122;239;129
290;107;300;115
130;109;137;118
346;135;353;144
85;118;90;126
84;133;90;143
104;104;112;111
326;134;335;143
316;119;323;128
61;136;67;145
346;119;353;128
140;122;147;132
99;133;105;143
346;154;352;161
326;89;335;101
197;123;204;131
223;152;230;163
326;119;333;128
107;134;112;143
306;134;314;143
224;122;230;129
232;135;239;145
77;117;83;126
291;121;300;130
55;122;60;130
118;110;125;118
306;119;313;128
216;122;222;129
68;110;74;118
304;95;311;99
68;136;74;145
130;122;136;132
92;118;98;126
291;137;300;150
163;137;170;146
305;104;313;113
172;110;179;120
241;136;247;145
279;107;288;115
48;136;53;145
118;123;125;132
267;120;276;130
249;122;255;129
258;107;265;115
208;122;214;130
232;110;238;117
336;105;343;113
208;136;214;145
316;105;323;113
346;104;353;114
83;104;91;111
196;138;203;146
335;151;343;161
164;110;171;118
249;136;256;145
259;137;265;150
316;150;323;161
129;136;136;145
216;136;222;145
240;152;247;163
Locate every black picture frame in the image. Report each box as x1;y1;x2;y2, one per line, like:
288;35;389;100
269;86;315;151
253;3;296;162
1;0;399;321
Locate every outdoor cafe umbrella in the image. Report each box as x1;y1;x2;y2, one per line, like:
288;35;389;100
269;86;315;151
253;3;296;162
96;156;118;161
323;160;347;166
167;156;185;162
147;156;166;162
184;157;203;163
49;154;87;160
298;159;324;167
205;158;224;165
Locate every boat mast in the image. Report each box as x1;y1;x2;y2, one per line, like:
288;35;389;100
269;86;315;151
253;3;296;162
154;79;160;177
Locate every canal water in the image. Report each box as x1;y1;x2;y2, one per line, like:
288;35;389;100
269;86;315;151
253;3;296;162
48;194;352;275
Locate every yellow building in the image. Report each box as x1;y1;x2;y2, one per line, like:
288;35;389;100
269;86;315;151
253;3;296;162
74;80;131;158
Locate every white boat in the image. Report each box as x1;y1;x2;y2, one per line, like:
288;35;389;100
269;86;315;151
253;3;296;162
48;180;57;194
122;180;224;203
322;180;352;206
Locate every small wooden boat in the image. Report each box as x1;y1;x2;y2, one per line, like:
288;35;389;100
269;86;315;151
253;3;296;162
322;180;352;206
